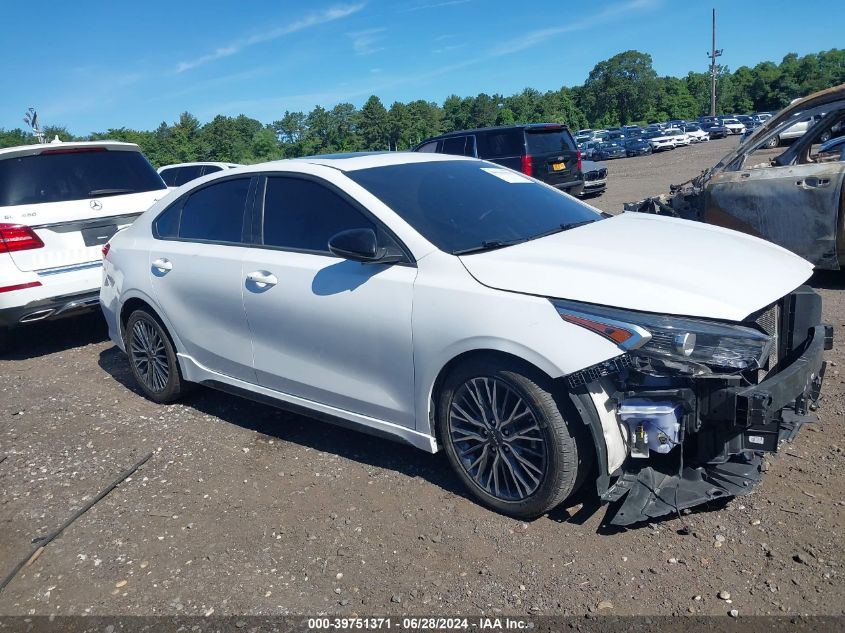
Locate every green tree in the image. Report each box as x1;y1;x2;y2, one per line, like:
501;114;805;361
357;95;389;150
581;50;658;125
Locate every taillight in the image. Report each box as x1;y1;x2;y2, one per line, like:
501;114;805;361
0;224;45;253
576;149;582;172
521;154;533;177
102;242;111;259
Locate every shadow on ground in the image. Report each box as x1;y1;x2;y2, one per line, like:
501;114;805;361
1;312;108;360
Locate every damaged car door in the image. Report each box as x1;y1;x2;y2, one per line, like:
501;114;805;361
705;125;845;269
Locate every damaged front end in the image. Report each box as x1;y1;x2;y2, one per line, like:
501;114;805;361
558;287;832;527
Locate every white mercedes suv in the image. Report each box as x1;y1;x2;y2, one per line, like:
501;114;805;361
100;152;830;525
0;141;166;350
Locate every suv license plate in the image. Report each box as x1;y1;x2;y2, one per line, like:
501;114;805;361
81;224;118;247
551;162;565;171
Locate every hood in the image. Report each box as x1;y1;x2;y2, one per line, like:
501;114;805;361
459;213;813;322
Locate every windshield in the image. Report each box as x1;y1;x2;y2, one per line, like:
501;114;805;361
0;148;165;207
346;160;602;254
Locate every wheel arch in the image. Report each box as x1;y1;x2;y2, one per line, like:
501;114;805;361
118;292;184;356
424;346;562;447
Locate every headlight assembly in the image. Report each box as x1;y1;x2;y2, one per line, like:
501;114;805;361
553;299;772;372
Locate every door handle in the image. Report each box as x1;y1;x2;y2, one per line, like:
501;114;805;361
152;258;172;273
246;270;278;287
797;177;831;189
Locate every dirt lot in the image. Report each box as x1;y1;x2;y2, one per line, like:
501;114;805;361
1;137;843;618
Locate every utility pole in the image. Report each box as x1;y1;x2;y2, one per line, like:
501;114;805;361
707;8;723;117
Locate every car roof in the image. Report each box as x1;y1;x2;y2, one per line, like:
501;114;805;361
217;151;475;175
427;123;571;139
158;161;241;170
0;140;142;160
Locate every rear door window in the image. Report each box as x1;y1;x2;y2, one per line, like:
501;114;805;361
203;165;224;176
261;177;375;253
0;148;165;207
159;167;180;186
477;131;523;159
178;177;251;243
441;136;469;156
416;141;438;153
174;165;205;186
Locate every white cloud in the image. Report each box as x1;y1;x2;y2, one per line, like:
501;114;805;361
176;4;366;72
348;27;386;55
490;0;660;56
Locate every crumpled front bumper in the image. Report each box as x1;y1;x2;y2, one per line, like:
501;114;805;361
602;319;831;527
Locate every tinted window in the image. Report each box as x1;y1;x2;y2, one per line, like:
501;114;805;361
416;141;438;153
347;160;601;254
203;165;224;175
262;177;375;252
0;148;165;207
525;129;577;154
441;136;468;156
154;201;181;238
159;167;179;186
477;131;523;158
174;165;204;186
178;177;250;243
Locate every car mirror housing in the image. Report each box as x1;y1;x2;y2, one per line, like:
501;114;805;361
328;228;402;264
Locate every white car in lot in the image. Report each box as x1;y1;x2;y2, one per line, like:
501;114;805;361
0;141;167;350
683;124;709;143
644;130;676;151
158;161;241;188
720;118;747;135
100;152;829;525
666;127;690;146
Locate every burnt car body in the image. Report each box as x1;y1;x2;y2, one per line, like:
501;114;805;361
625;83;845;270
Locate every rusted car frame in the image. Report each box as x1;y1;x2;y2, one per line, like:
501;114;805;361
626;83;845;270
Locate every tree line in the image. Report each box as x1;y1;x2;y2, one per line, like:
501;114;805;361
2;48;843;167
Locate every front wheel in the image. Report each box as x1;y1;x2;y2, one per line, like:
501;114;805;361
124;308;185;403
437;359;584;518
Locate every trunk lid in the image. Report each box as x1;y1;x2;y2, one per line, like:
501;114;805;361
3;191;162;271
0;143;166;272
524;126;579;186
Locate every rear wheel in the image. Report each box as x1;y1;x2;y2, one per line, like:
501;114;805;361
765;135;780;149
437;358;583;518
124;308;184;403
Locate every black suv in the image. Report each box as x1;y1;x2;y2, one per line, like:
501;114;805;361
413;124;583;195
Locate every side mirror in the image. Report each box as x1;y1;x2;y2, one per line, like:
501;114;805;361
328;228;402;264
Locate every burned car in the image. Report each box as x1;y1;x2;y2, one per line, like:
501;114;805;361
626;83;845;269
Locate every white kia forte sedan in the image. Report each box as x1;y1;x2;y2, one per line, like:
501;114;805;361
100;152;830;525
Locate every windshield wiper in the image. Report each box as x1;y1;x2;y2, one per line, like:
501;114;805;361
528;219;599;241
87;188;135;197
452;239;526;255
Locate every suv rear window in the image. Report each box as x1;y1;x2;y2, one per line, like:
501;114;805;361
0;148;165;207
525;129;576;154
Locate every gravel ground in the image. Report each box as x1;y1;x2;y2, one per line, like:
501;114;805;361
0;138;843;618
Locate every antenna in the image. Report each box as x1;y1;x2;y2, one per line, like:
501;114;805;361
23;107;46;144
706;8;723;117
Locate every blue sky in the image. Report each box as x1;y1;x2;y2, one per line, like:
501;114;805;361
3;0;841;135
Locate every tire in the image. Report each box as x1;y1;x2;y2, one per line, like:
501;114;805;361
765;136;780;149
820;131;831;143
123;308;185;403
436;358;584;519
